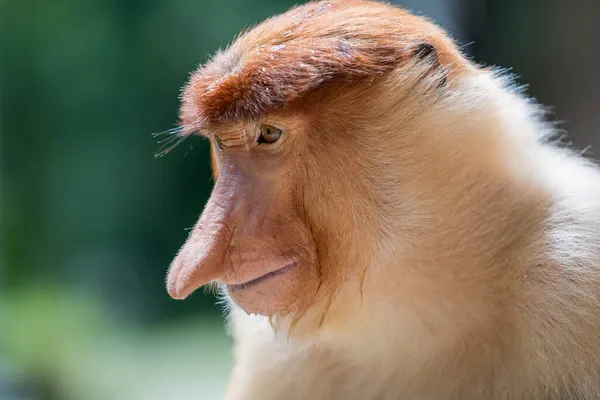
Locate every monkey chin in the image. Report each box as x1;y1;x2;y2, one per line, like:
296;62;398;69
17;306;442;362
223;260;311;316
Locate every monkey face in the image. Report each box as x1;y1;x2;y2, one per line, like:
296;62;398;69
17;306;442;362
166;116;328;316
166;102;383;318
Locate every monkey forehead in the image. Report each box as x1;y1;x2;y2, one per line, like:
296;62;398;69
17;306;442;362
180;0;469;129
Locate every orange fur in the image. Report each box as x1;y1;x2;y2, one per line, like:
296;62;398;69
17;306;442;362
179;0;471;129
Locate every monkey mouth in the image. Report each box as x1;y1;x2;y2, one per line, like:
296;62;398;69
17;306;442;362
225;260;299;291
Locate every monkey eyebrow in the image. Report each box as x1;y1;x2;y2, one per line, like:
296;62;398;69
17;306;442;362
218;129;251;148
153;119;253;156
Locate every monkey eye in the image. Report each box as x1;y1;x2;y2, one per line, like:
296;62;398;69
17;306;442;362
257;125;282;144
214;134;224;151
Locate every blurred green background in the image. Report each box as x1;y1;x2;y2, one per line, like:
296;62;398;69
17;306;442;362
1;0;598;399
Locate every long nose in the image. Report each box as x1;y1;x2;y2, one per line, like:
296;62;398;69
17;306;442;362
166;173;240;299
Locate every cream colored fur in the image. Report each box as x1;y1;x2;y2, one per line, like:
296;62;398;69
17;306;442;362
222;69;600;399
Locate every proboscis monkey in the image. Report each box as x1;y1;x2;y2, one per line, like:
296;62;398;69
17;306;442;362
163;1;600;398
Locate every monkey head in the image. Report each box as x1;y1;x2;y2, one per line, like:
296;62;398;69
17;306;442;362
165;0;471;322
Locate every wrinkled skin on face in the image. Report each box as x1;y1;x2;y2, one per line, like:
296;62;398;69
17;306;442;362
167;118;323;315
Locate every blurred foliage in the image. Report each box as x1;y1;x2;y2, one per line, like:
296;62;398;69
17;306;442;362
1;284;232;399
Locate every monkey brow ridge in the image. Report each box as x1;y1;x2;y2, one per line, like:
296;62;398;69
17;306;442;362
179;0;466;130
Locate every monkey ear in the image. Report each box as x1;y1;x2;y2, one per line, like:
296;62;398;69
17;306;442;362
410;42;447;86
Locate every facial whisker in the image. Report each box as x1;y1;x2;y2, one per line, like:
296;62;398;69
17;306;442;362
153;124;206;157
155;134;188;157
